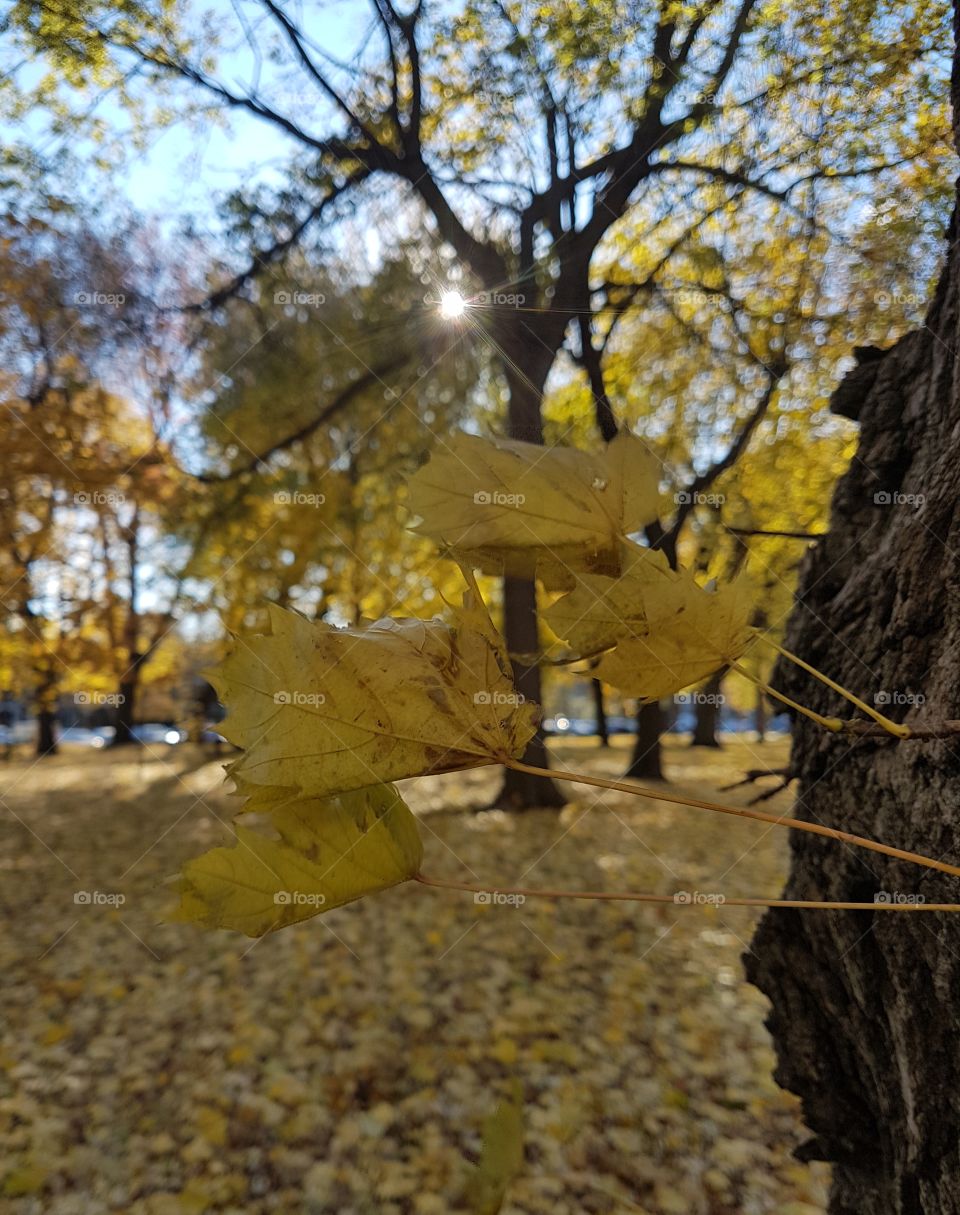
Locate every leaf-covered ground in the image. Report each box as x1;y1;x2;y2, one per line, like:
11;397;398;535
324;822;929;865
0;736;829;1214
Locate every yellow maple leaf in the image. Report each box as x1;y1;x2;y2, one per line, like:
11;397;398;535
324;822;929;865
175;784;423;936
543;542;684;655
545;542;755;695
210;572;537;803
406;431;661;588
595;575;755;700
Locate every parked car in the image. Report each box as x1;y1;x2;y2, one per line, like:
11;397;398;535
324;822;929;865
543;716;604;736
0;721;35;747
57;726;108;749
668;709;697;733
131;723;184;745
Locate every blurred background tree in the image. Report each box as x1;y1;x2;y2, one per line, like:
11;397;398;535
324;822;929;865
0;0;953;788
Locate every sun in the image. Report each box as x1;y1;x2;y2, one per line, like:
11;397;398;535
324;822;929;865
439;290;467;320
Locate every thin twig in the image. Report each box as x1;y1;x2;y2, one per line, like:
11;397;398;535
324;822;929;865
747;779;795;805
502;759;960;879
839;720;960;740
414;873;960;912
759;636;911;737
719;767;792;791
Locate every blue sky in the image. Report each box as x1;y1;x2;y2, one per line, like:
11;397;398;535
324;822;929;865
16;0;374;231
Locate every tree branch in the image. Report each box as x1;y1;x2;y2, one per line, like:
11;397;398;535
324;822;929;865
575;313;618;441
182;170;370;315
670;364;787;538
260;0;386;149
725;524;824;540
193;352;410;483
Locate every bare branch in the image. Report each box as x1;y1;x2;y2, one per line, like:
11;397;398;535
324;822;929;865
180;169;370;315
725;525;824;541
370;0;403;136
193;352;410;483
261;0;385;149
657;159;788;204
672;0;719;74
681;0;760;126
575;313;618;442
670;364;787;539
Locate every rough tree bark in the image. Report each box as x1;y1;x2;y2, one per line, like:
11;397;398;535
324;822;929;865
747;29;960;1210
625;522;681;780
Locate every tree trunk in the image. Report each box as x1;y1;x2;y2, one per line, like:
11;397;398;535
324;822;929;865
591;678;610;747
495;335;565;809
112;512;144;748
691;672;724;748
755;687;767;742
625;702;665;780
498;576;566;807
634;521;679;779
110;674;138;746
746;54;960;1210
36;707;57;756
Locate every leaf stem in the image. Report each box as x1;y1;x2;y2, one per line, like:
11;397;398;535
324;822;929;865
414;873;960;912
731;661;843;732
503;759;960;879
839;719;960;740
509;647;609;667
757;635;912;738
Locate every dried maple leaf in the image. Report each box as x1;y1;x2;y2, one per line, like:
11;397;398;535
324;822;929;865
543;542;685;655
210;571;538;802
407;431;661;588
175;784;423;936
545;542;755;697
594;575;755;700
